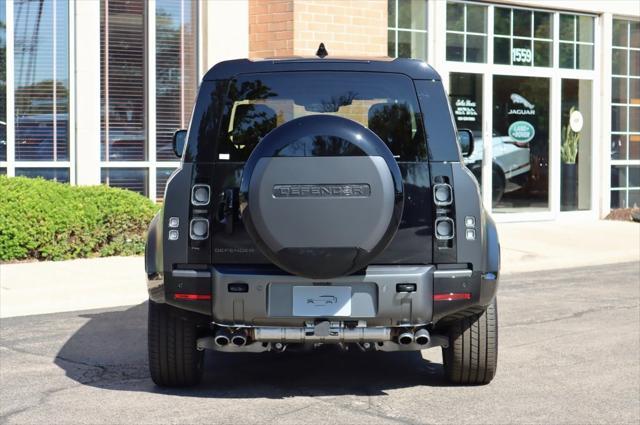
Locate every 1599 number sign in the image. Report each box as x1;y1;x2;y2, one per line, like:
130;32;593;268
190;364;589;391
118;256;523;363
512;48;532;64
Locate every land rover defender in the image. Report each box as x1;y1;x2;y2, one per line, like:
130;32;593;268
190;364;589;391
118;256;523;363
145;56;500;387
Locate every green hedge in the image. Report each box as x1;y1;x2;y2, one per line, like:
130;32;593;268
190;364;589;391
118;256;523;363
0;176;160;262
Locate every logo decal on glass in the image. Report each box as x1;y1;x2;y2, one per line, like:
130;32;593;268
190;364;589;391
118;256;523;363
509;93;536;116
508;121;536;143
570;110;584;133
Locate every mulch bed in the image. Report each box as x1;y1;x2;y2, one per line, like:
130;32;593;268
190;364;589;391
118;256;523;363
605;207;640;222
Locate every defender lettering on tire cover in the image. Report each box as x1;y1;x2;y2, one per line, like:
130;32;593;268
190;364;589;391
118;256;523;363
240;115;404;279
272;184;371;198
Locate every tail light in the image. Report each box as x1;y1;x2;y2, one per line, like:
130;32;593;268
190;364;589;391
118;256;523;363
190;218;209;240
432;174;456;260
464;215;476;240
174;293;212;301
191;184;211;206
435;217;455;240
433;292;471;301
433;183;453;206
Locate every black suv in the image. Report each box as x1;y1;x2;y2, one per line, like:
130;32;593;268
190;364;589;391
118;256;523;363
145;56;500;387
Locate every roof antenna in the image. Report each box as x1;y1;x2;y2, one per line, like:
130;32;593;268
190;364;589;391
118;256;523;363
316;43;328;58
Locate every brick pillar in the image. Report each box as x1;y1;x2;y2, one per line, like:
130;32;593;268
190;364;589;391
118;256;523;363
293;0;387;57
248;0;387;59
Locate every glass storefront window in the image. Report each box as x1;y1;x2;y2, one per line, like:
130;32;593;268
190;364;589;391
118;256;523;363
448;73;485;195
559;14;595;70
15;167;69;183
611;19;640;208
492;76;550;212
446;2;487;63
493;7;553;67
101;168;148;196
156;0;198;162
0;1;5;163
560;79;592;211
388;0;427;61
156;167;176;201
14;0;69;165
101;0;146;162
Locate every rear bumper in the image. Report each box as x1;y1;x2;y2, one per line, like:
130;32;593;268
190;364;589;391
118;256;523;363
157;264;496;327
212;265;432;327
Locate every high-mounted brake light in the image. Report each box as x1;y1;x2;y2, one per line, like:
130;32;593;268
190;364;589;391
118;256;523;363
433;292;471;301
173;293;212;301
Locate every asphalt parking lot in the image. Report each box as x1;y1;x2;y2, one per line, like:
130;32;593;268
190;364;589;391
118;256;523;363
1;262;639;424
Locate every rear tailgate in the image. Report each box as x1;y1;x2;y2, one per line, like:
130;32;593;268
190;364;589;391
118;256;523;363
210;161;433;266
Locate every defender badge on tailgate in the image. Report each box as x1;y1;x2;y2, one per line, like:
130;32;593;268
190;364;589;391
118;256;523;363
272;184;371;198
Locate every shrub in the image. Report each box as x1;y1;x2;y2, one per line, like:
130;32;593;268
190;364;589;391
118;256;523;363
0;176;160;262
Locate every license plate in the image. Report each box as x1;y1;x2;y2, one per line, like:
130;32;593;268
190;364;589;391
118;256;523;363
292;286;351;317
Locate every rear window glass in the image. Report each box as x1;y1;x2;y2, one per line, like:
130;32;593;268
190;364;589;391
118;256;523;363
216;72;427;162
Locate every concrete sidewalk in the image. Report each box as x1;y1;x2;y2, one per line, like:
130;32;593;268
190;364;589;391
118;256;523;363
499;219;640;273
1;219;638;318
0;256;147;318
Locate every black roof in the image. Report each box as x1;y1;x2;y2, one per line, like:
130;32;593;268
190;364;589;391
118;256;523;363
203;57;441;81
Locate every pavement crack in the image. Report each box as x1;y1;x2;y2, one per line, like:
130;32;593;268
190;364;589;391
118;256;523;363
1;405;35;424
310;393;421;425
0;382;77;423
505;329;593;349
267;403;316;421
0;347;146;386
0;343;58;361
55;354;106;371
503;304;637;328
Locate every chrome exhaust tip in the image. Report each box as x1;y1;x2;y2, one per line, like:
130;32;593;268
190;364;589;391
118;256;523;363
231;331;248;346
214;328;231;347
414;329;431;345
398;331;414;345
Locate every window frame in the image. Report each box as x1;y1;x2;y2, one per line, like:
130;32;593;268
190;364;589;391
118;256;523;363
4;0;73;182
98;0;197;200
491;6;554;67
445;0;489;63
558;13;595;70
439;1;599;221
387;0;429;61
610;18;640;208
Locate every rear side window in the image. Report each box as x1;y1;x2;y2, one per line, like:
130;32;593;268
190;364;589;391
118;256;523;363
216;72;427;162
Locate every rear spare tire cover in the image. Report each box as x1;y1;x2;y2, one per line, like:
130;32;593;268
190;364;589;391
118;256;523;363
240;115;404;279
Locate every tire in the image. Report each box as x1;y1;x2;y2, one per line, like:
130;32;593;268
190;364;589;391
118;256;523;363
442;298;498;385
148;300;204;387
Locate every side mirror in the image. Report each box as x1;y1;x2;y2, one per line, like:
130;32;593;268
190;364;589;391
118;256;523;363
172;129;187;158
457;129;474;158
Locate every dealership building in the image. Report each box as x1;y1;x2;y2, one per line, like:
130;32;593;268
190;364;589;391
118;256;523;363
0;0;638;222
